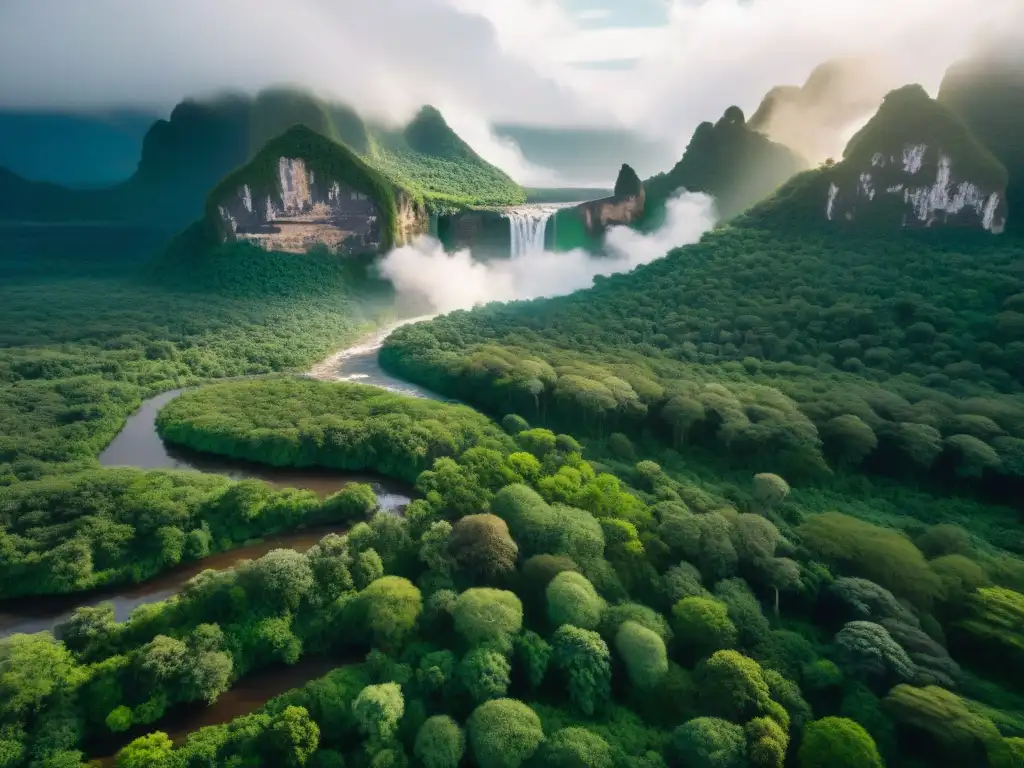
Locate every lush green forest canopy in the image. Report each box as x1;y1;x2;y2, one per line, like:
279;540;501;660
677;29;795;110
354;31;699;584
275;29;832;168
4;58;1024;768
381;224;1024;497
156;379;512;483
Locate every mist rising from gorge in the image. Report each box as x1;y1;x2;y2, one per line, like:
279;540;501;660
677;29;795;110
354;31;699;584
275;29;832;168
376;191;716;314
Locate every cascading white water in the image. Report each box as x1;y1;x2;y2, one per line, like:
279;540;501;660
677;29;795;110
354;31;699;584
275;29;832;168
504;207;558;258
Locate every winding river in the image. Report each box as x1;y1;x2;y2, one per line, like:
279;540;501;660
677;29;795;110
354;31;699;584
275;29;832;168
0;318;438;640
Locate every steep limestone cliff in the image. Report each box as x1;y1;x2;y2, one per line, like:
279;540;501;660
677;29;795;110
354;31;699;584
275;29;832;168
208;125;427;255
823;85;1008;232
938;53;1024;232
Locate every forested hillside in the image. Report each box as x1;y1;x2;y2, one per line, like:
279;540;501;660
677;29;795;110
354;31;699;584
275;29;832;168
381;223;1024;494
0;89;524;228
3;48;1024;768
641;106;807;225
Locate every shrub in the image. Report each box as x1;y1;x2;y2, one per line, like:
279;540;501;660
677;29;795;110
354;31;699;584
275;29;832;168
468;699;544;768
752;473;789;512
798;717;883;768
600;602;673;644
452;588;523;652
116;733;174;768
547;572;605;630
916;524;974;559
694;650;773;724
615;621;669;690
450;514;519;582
672;597;738;660
883;684;1005;765
502;414;530;436
798;512;942;609
353;683;405;743
321;483;378;523
361;577;422;649
415;715;465;768
552;625;612;716
669;717;746;768
537;727;613;768
521;555;579;596
955;587;1024;681
458;647;511;703
834;621;916;689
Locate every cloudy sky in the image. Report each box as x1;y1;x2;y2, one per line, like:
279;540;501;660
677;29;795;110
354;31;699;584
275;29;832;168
0;0;1020;158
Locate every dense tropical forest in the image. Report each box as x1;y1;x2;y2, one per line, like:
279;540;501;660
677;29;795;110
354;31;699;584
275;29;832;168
1;40;1024;768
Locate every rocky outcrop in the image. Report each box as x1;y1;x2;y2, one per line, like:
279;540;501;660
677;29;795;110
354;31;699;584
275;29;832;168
550;164;646;250
217;157;385;253
208;125;427;255
938;53;1024;232
824;85;1008;232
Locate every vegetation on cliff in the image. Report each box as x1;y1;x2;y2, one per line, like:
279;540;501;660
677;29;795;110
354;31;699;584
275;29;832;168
0;88;525;227
206;124;406;246
641;106;807;225
939;54;1024;232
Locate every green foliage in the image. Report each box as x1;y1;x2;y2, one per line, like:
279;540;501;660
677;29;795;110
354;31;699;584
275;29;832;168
694;650;773;724
450;515;519;582
502;414;530;436
353;683;405;743
669;717;747;768
116;732;174;768
799;512;942;608
467;699;544;768
515;631;552;690
955;587;1024;681
615;621;669;690
263;705;321;767
552;625;612;716
798;717;883;768
452;588;523;652
157;378;509;484
458;647;512;703
746;716;788;768
369;107;525;208
752;473;790;512
673;597;738;660
884;684;1007;765
834;621;917;689
361;577;422;649
538;727;614;768
415;715;465;768
600;602;672;644
547;572;606;630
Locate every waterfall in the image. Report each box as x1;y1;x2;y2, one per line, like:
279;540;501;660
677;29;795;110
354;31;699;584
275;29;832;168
504;207;558;258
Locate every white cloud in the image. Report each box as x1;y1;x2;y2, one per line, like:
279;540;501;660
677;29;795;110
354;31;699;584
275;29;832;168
575;9;614;21
0;0;1021;180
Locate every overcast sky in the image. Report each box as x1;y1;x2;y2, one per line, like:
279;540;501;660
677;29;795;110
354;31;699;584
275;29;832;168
0;0;1020;157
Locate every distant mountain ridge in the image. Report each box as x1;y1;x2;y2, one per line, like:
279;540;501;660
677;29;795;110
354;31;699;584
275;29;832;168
0;88;524;228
